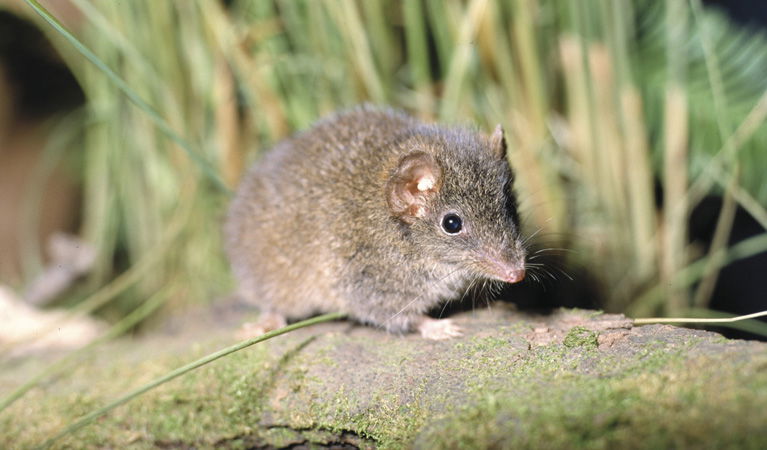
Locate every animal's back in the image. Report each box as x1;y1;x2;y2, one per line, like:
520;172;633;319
224;107;415;318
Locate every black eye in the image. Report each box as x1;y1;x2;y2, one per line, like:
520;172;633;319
441;213;463;234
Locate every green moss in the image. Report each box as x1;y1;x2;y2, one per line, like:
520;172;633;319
564;326;599;349
258;427;305;448
3;313;766;449
300;380;428;449
468;335;511;351
419;349;767;449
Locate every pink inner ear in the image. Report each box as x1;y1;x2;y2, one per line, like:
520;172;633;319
416;174;435;192
386;152;442;222
412;168;436;194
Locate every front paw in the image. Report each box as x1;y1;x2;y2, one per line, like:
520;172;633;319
236;311;287;339
416;317;463;340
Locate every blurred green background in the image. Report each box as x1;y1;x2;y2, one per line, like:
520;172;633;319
1;0;766;335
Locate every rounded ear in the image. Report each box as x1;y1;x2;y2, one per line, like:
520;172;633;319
386;152;442;224
490;124;508;160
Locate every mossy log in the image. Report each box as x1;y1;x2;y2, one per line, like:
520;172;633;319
2;305;766;449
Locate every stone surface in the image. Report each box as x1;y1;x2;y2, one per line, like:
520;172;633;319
1;304;766;449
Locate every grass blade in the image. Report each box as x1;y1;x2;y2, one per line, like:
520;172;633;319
22;0;229;193
37;312;346;449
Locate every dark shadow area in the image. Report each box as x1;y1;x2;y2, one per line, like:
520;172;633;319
704;0;767;30
0;10;84;119
689;195;767;340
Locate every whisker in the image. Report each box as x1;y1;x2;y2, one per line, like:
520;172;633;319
438;297;451;319
533;258;575;282
529;247;574;256
526;266;544;284
551;266;574;281
525;262;546;268
540;267;558;280
440;275;478;319
520;226;544;247
469;275;482;314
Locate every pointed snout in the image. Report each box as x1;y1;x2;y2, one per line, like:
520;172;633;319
481;254;526;284
502;267;526;284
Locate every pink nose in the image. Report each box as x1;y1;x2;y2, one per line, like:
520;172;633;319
504;268;526;284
